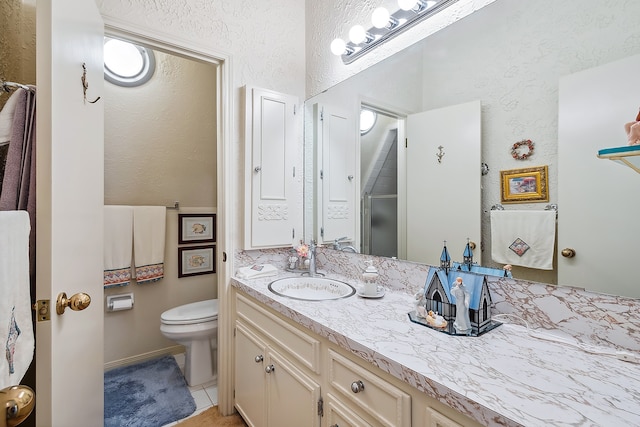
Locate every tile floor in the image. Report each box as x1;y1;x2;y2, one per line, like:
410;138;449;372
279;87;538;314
162;353;219;426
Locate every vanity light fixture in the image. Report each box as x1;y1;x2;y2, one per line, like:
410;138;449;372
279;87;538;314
331;0;458;64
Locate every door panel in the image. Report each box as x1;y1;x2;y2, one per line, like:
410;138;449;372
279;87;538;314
36;0;104;425
558;54;640;297
406;101;481;265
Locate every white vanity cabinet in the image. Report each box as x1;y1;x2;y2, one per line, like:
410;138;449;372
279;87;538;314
235;293;322;427
233;289;484;427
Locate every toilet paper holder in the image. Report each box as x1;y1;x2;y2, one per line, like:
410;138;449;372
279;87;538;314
106;293;134;312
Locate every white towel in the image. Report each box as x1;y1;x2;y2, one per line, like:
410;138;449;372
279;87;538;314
133;206;166;283
104;206;133;288
491;210;556;270
0;90;21;146
236;264;278;279
0;211;34;388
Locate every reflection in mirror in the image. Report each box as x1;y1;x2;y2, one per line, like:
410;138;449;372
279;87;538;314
305;0;640;297
360;107;399;258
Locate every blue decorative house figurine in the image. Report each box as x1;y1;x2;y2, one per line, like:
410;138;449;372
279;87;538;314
408;241;502;336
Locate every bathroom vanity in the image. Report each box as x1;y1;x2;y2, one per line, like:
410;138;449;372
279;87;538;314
231;273;640;427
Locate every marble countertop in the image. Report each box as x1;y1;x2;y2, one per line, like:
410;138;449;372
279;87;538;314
231;272;640;427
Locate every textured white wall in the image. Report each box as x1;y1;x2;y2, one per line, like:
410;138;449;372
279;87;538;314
305;0;497;97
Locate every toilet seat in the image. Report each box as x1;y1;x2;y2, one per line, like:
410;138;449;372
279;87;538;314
161;299;218;325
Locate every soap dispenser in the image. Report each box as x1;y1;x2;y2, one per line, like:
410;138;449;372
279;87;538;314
362;260;379;296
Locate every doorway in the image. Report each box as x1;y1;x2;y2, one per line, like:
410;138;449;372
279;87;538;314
359;104;402;258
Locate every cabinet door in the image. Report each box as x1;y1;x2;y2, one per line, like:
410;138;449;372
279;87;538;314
235;323;267;427
244;86;301;249
314;103;357;245
267;349;322;427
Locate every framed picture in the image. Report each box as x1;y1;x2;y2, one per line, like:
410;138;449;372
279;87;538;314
178;213;216;244
500;165;549;204
178;245;216;278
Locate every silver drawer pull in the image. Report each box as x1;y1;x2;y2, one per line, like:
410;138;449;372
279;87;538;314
350;380;365;393
265;364;275;374
254;355;263;363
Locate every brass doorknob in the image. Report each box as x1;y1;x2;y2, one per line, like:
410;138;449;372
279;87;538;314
56;292;91;315
1;385;35;427
561;248;576;258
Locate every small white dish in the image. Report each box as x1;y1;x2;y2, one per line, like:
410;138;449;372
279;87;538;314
357;288;385;299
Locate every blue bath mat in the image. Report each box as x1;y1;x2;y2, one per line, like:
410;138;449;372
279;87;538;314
104;355;196;427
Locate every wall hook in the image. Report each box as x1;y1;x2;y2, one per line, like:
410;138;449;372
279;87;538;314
81;63;101;104
436;145;445;163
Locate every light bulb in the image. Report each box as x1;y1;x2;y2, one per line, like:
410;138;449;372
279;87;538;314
330;38;347;56
398;0;420;11
371;7;391;29
349;25;367;44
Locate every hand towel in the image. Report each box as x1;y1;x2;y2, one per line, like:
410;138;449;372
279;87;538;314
133;206;166;283
491;210;556;270
104;206;133;288
236;264;278;279
0;211;34;388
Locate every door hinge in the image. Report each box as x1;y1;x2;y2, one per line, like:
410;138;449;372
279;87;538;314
405;137;408;148
320;170;324;180
320;227;324;238
32;299;51;322
293;104;297;115
320;108;324;121
292;228;295;239
293;166;296;178
317;396;324;417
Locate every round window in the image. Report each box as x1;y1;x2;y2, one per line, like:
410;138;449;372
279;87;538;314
104;37;155;87
360;108;377;135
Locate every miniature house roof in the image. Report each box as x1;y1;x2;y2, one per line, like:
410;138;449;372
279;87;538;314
424;269;488;311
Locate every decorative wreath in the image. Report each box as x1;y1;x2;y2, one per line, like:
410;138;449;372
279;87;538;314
511;139;534;160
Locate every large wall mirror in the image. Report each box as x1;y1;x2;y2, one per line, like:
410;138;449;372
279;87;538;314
304;0;640;298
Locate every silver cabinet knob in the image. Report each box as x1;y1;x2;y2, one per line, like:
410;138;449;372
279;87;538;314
254;166;262;173
350;380;364;393
254;355;263;363
347;175;354;181
265;364;275;374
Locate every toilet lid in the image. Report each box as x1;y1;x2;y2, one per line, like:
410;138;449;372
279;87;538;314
161;299;219;325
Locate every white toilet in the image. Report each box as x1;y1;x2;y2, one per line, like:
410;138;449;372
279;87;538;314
160;299;218;386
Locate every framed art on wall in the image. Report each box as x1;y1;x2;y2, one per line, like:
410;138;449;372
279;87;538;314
178;245;216;278
500;165;549;204
178;213;216;244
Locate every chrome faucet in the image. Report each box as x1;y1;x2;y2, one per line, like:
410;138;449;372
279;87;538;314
333;236;359;253
308;240;318;277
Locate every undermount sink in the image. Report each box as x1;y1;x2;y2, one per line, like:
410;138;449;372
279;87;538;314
268;277;356;301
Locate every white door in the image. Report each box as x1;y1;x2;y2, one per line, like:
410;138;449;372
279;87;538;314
405;100;481;265
314;104;357;246
558;54;640;298
35;0;104;425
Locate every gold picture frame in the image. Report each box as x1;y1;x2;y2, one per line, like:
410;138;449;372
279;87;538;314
500;165;549;204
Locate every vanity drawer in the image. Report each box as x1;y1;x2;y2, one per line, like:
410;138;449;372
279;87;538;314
325;392;373;427
236;293;321;374
328;350;411;427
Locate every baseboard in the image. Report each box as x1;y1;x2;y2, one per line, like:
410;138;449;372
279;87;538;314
104;345;185;371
